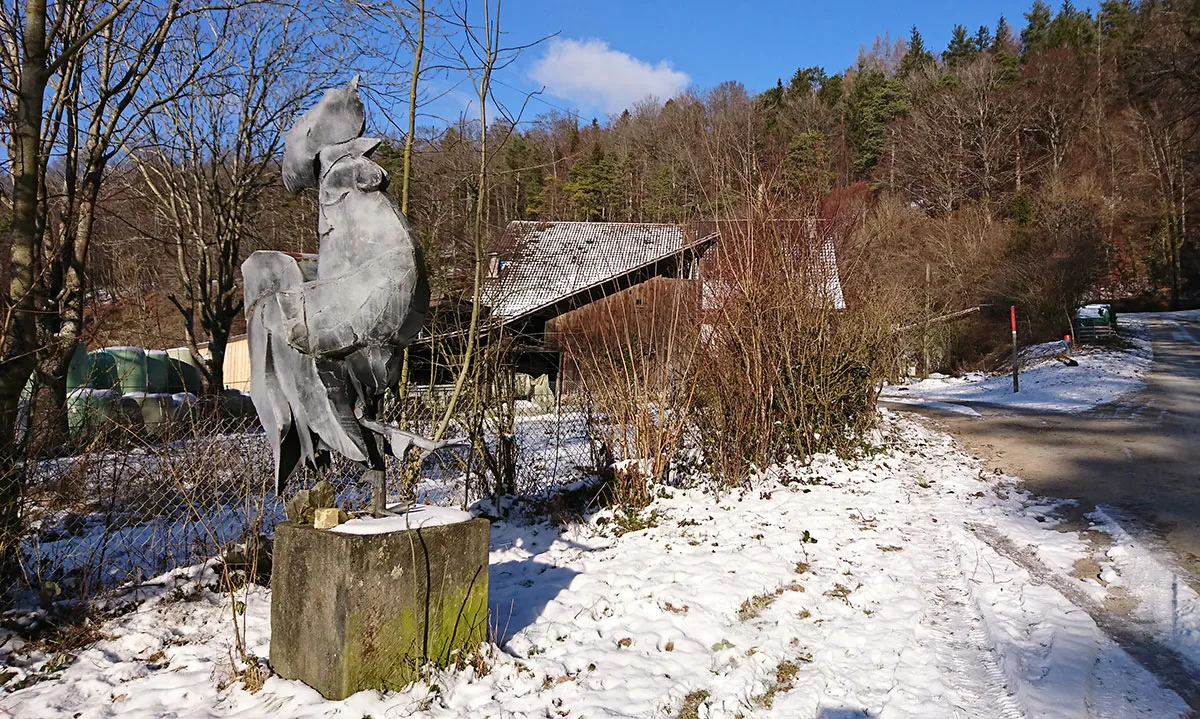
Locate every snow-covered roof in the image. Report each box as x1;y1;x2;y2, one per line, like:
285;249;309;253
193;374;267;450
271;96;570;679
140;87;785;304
818;237;845;310
483;221;692;321
699;236;844;311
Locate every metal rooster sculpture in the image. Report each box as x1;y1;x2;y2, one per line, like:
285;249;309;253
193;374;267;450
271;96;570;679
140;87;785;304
243;76;453;516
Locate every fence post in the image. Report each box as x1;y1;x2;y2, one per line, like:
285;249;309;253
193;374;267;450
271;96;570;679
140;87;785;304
1011;305;1019;393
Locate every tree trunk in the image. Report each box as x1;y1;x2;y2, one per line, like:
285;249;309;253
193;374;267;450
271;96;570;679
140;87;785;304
31;176;101;455
58;175;100;362
206;332;228;397
397;0;425;411
0;0;50;587
27;372;68;457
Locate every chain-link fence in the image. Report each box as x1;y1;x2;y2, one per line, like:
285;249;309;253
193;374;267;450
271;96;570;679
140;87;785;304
16;395;600;600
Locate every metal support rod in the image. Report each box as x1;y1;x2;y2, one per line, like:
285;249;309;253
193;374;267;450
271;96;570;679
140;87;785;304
1011;305;1019;394
367;469;387;517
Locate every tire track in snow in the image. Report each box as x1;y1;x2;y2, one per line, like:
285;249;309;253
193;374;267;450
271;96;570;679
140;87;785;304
915;528;1027;719
969;522;1200;712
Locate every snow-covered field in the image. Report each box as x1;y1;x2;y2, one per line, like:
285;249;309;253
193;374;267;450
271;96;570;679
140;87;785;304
880;317;1153;414
3;413;1194;718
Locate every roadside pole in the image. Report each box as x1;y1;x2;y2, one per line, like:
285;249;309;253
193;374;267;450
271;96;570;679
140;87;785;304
1011;305;1019;393
923;263;930;378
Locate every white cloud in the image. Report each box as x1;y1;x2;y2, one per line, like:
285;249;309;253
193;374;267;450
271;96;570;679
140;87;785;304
529;38;690;114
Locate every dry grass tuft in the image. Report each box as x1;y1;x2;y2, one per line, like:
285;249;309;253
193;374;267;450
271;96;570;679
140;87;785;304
676;689;710;719
737;590;781;621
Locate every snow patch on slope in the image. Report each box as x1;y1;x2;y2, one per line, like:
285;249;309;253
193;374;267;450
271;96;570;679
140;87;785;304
1088;506;1200;670
881;317;1152;414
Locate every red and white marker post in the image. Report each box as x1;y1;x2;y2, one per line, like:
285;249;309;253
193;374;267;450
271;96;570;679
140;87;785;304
1011;305;1019;393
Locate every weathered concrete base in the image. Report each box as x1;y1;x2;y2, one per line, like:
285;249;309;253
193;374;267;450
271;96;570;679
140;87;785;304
270;517;490;699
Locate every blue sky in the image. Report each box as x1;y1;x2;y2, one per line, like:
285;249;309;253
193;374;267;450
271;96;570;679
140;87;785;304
442;0;1098;125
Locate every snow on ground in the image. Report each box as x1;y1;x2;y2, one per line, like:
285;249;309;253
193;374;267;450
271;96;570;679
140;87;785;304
2;413;1192;718
880;317;1153;414
1087;507;1200;669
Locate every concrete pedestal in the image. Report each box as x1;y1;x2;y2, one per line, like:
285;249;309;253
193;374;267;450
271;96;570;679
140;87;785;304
269;516;490;699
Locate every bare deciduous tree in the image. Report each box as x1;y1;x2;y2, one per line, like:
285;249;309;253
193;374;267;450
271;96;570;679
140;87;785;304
28;1;203;448
0;0;159;586
132;2;342;395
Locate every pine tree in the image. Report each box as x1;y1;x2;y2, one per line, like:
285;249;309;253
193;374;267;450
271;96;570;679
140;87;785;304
992;15;1018;53
788;66;827;96
898;25;935;77
563;144;620;222
943;24;977;68
781;130;833;198
846;69;909;176
759;79;786;130
1021;0;1053;56
1098;0;1135;41
503;134;545;219
817;73;844;108
1046;1;1096;52
761;78;784;106
974;25;993;52
991;15;1021;80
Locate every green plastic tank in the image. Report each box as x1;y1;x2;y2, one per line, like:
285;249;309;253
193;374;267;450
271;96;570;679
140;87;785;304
145;350;170;393
166;348;205;395
66;342;90;391
67;388;123;439
87;350;119;390
101;346;148;395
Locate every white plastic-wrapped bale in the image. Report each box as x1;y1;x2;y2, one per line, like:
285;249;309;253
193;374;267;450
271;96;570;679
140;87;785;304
122;391;176;436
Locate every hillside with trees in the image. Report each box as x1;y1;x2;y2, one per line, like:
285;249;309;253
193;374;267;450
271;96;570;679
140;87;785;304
392;0;1196;366
9;1;1190;378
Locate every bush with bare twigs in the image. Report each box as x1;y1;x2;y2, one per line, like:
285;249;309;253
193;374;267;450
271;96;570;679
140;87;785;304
562;210;899;498
689;215;894;484
566;295;700;507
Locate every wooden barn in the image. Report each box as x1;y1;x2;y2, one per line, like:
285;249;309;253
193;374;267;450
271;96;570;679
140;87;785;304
481;221;720;383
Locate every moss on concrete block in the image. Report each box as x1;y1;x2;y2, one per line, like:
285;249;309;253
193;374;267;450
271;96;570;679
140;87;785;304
269;517;490;699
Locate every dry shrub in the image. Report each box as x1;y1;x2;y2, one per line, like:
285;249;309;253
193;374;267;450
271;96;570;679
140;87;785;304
848;183;1106;374
567;293;700;507
566;207;898;493
691;214;895;482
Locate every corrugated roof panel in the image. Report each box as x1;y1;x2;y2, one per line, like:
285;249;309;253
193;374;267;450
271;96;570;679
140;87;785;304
484;221;685;320
483;220;842;320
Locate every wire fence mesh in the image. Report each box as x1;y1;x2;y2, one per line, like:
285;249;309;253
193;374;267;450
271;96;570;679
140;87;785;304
16;395;601;600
